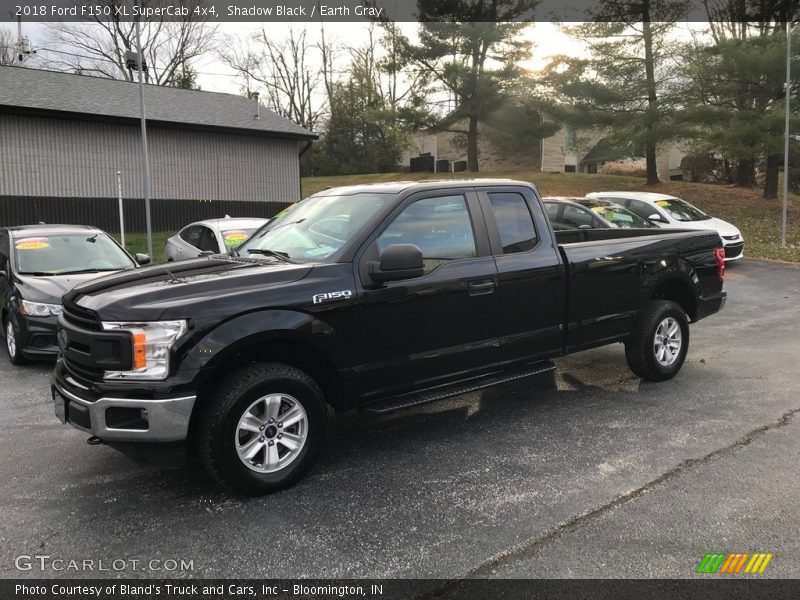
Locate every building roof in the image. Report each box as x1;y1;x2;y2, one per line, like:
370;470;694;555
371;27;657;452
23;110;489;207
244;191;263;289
0;66;316;140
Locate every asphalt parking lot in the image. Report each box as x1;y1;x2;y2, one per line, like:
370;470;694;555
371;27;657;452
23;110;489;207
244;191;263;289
0;258;798;580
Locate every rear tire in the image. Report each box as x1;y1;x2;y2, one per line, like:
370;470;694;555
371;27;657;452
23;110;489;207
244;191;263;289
196;362;326;496
4;316;26;366
625;300;689;381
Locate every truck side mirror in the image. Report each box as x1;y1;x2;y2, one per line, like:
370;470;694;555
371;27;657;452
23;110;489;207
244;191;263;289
135;253;151;266
369;244;425;283
648;213;668;223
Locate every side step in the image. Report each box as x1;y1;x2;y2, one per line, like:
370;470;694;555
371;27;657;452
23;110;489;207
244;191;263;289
363;361;556;414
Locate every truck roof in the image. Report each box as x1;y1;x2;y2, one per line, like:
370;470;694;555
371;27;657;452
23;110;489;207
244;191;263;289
310;178;532;197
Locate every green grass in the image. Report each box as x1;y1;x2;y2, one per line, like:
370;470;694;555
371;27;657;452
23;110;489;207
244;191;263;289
109;171;800;264
109;231;171;264
302;170;800;262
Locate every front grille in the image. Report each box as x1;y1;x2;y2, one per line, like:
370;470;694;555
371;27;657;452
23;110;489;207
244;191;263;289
63;301;101;331
64;359;104;385
724;243;744;258
722;235;740;241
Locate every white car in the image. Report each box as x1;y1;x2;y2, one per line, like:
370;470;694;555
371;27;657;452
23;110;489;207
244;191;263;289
586;191;744;261
165;217;268;262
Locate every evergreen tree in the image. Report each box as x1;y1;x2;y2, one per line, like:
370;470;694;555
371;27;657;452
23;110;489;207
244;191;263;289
410;0;538;171
543;0;689;184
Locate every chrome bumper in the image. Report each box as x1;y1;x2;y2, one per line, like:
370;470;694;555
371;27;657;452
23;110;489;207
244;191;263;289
53;383;196;443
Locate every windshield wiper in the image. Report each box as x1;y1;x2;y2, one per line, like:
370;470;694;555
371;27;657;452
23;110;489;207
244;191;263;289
246;249;297;263
56;268;119;275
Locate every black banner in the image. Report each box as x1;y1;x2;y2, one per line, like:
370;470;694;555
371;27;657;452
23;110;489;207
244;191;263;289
1;0;798;23
4;579;800;600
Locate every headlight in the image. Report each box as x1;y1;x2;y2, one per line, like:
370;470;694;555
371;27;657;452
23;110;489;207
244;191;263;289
101;320;187;381
20;300;62;317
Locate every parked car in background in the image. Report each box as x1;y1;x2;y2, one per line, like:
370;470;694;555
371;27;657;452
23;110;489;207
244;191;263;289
544;197;657;230
586;192;744;261
165;217;268;262
0;225;146;365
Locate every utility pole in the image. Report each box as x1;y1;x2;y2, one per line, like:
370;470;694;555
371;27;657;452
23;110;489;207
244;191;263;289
782;21;791;248
15;16;35;63
117;170;126;249
134;17;154;258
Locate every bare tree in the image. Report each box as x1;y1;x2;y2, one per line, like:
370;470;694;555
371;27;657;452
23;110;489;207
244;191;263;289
0;26;17;65
221;26;335;131
42;0;217;85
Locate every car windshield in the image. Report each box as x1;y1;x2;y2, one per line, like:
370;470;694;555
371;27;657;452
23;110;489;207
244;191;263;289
587;204;656;228
238;193;392;262
14;233;135;275
654;198;710;222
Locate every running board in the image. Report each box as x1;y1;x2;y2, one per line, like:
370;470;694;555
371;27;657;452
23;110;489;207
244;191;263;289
363;361;556;414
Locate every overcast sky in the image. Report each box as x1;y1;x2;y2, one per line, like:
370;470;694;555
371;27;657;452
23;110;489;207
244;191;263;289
13;20;707;95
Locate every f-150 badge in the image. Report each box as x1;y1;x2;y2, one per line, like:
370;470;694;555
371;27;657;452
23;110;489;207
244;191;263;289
312;290;353;304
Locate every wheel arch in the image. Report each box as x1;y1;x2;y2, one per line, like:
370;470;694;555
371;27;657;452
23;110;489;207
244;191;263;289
650;274;697;321
186;312;346;438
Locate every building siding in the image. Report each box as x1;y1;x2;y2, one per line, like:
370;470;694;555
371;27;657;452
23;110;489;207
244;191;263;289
0;114;301;203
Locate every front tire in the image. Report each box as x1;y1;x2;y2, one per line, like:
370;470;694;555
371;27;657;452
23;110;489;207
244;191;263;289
196;362;326;496
4;316;26;366
625;300;689;381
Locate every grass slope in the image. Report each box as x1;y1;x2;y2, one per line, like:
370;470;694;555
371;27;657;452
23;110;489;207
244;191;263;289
112;171;799;264
303;171;800;262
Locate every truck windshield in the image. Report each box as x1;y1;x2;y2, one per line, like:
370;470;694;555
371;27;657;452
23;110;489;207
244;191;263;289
655;198;710;222
238;193;392;262
14;233;135;275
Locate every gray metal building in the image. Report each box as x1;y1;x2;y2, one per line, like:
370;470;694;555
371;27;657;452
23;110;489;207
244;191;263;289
0;66;316;231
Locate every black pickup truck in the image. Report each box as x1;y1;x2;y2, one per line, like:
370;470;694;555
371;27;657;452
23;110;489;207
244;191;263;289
52;180;726;495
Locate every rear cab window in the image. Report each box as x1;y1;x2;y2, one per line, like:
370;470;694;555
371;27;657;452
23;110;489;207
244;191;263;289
487;192;538;254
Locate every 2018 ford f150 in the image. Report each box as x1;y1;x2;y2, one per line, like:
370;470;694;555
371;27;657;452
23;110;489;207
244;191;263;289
51;180;727;495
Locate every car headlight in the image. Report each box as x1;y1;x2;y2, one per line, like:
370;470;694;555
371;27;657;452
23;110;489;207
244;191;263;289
20;300;62;317
101;320;187;381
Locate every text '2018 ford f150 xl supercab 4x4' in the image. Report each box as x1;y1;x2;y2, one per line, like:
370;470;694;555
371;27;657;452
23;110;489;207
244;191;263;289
52;180;726;495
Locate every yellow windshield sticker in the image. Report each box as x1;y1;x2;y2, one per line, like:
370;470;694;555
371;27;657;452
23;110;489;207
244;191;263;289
15;237;49;250
222;230;249;246
655;200;670;207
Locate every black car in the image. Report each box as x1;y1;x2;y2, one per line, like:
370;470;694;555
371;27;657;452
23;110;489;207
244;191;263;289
0;224;148;364
544;197;658;230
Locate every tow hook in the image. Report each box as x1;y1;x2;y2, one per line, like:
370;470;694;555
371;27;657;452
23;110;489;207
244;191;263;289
86;436;104;446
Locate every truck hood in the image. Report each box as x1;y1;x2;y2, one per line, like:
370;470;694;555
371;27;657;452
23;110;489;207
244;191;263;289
15;271;128;304
66;256;313;321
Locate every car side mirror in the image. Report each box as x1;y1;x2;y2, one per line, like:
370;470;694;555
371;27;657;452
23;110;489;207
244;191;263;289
369;244;425;283
648;213;667;223
135;253;151;266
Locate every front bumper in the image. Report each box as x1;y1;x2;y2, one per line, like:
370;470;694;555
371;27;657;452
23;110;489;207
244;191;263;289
52;376;195;443
722;240;744;261
17;314;59;359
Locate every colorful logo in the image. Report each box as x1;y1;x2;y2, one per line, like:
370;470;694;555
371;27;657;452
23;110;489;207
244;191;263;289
696;552;773;574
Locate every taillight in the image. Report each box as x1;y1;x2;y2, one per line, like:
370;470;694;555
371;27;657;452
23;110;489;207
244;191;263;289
714;247;725;280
